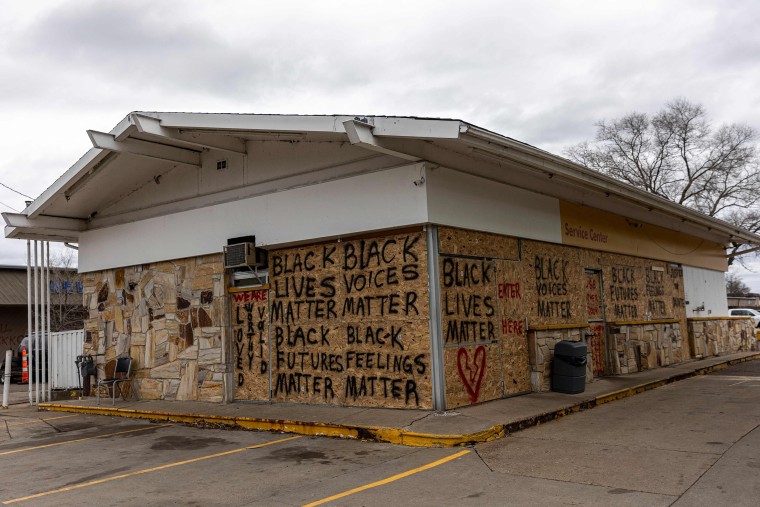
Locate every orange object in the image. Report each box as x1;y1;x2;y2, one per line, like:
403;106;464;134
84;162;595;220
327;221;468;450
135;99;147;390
21;347;28;383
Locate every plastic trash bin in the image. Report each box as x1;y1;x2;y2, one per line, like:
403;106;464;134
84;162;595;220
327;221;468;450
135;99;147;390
552;340;587;394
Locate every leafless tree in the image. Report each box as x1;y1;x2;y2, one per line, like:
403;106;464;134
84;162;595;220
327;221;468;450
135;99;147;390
726;272;751;296
47;248;87;331
566;98;760;263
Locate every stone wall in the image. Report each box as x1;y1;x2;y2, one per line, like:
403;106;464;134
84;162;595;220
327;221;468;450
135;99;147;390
528;327;589;392
688;318;756;358
82;254;227;402
606;321;684;375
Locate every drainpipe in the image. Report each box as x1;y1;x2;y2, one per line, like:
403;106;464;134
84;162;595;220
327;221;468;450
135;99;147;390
426;225;446;412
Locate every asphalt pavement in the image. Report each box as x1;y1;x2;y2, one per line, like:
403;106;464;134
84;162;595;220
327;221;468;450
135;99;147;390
1;356;758;506
31;350;760;447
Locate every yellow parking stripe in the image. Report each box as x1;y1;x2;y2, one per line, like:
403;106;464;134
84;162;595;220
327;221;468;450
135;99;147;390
302;449;471;507
4;415;80;427
2;435;301;505
0;424;173;456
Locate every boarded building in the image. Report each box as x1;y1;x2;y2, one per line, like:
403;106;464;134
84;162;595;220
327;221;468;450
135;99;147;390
4;113;758;410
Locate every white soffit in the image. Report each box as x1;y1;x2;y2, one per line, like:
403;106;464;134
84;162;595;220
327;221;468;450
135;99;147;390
11;112;760;250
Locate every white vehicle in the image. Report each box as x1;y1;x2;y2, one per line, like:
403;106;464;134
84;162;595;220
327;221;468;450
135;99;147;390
728;308;760;328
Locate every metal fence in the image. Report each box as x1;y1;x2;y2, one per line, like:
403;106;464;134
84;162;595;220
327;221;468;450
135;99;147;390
50;330;84;389
27;329;84;398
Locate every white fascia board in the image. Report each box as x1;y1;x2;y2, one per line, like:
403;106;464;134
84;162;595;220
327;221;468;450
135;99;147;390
88;130;202;166
460;126;760;246
4;225;79;243
130;114;247;154
343;120;421;161
3;212;86;232
26;148;109;219
151;113;349;133
146;112;463;140
371;117;462;139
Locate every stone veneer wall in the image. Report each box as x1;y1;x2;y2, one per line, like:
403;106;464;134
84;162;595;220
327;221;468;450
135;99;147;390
82;254;227;402
606;321;684;375
529;318;755;393
528;327;590;392
688;318;756;358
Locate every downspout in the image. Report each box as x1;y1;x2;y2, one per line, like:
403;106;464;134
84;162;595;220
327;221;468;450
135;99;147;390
426;225;446;411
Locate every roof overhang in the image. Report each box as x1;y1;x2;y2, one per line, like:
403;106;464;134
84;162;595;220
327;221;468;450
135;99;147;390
6;112;760;254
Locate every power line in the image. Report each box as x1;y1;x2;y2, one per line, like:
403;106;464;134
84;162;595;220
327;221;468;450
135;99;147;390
0;181;33;200
0;201;20;212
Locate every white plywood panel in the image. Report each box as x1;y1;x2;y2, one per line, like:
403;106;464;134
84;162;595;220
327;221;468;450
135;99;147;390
426;167;562;244
683;265;729;317
79;164;428;272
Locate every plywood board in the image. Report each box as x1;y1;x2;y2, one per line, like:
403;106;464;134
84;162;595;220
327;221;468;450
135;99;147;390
444;343;501;408
522;241;587;327
438;226;520;259
231;288;270;401
598;252;675;322
440;257;499;346
268;230;432;409
495;260;531;394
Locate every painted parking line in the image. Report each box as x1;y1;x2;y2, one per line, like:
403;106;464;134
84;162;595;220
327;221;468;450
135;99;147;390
4;414;80;427
1;435;302;505
0;424;173;456
302;449;471;507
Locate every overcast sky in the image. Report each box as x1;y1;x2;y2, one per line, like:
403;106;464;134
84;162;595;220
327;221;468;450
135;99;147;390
1;0;759;286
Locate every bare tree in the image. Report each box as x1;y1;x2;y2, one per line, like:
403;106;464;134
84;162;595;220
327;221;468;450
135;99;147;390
48;248;87;331
726;272;751;296
566;98;760;263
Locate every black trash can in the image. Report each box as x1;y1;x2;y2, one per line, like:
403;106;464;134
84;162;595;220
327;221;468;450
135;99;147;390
552;340;587;394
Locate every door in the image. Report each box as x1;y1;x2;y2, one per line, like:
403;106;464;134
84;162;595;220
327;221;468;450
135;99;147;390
585;269;607;377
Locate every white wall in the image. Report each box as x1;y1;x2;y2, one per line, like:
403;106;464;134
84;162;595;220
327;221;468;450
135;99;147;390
683;265;729;317
80;164;428;272
426;166;562;244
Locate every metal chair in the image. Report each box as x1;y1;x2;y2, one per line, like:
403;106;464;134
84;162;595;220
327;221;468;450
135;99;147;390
96;357;132;405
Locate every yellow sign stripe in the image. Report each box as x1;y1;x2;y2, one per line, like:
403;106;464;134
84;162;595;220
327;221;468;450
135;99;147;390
2;435;301;505
5;414;80;427
302;449;471;507
0;424;173;456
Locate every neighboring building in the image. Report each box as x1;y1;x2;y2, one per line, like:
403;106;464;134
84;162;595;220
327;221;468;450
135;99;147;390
3;113;758;410
0;266;30;353
727;294;760;309
0;265;85;354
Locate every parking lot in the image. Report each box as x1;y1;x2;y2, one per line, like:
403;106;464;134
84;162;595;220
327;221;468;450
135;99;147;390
2;360;759;506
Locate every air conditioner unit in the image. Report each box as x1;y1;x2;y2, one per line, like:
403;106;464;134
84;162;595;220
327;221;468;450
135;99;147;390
224;242;258;268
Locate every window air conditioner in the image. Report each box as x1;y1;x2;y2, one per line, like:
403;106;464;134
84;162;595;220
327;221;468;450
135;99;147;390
224;242;258;268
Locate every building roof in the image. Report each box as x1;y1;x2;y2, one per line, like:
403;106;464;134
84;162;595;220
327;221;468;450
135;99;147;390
4;112;760;251
0;266;28;305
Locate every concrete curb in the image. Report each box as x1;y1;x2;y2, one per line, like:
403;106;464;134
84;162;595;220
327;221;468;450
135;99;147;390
38;353;760;448
37;403;506;448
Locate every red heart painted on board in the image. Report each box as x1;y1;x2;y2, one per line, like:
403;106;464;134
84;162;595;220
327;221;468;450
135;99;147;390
457;345;486;403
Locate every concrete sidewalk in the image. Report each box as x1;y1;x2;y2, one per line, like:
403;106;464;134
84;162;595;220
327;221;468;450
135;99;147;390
38;351;760;447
